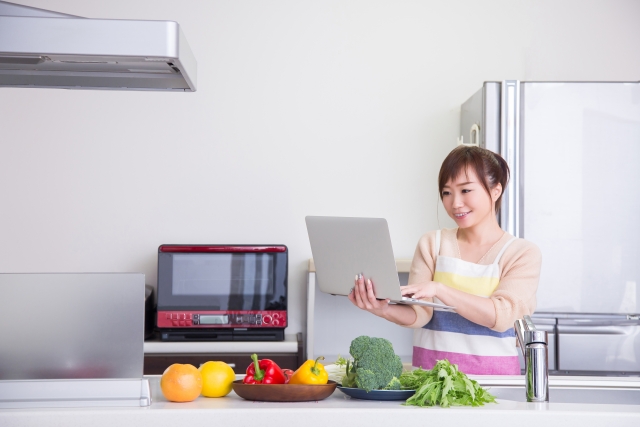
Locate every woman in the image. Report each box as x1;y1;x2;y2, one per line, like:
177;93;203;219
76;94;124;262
348;145;541;375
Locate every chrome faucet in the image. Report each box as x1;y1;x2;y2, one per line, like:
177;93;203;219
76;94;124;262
514;315;549;402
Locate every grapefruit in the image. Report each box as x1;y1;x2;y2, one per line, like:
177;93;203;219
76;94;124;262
160;363;202;402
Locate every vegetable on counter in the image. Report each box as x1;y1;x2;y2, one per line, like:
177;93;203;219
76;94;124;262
324;356;348;384
400;359;496;407
242;353;287;385
340;336;403;392
282;369;295;384
288;356;329;385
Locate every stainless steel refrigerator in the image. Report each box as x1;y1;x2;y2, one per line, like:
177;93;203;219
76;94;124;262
460;81;640;376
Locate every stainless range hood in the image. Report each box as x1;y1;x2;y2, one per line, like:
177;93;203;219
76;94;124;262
0;1;197;91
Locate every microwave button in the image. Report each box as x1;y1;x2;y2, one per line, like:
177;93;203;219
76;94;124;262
263;315;272;325
172;320;179;326
192;318;199;325
187;314;193;320
179;320;185;326
186;320;192;326
193;314;199;319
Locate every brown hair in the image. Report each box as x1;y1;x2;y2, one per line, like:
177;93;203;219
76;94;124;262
438;145;510;213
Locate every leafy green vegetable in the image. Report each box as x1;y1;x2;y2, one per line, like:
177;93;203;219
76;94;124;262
400;359;496;408
334;356;348;367
340;336;404;392
325;356;350;383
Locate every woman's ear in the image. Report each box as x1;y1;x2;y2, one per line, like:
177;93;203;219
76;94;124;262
492;183;503;202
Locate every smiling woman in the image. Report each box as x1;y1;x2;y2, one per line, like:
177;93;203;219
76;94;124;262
348;145;542;375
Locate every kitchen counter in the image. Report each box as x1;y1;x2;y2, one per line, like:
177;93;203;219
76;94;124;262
2;376;640;427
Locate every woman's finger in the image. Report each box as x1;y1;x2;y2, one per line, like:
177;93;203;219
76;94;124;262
361;281;374;310
347;275;358;304
347;282;357;305
354;274;366;308
400;286;416;296
365;279;378;302
358;276;373;310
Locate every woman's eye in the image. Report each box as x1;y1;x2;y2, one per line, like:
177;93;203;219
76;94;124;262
442;191;450;196
462;189;471;193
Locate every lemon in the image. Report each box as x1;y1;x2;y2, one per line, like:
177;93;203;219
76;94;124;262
199;361;236;397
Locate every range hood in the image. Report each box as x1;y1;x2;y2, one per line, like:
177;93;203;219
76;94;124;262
0;1;197;91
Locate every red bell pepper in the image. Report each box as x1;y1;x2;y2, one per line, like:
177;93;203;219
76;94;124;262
282;369;295;384
243;353;287;384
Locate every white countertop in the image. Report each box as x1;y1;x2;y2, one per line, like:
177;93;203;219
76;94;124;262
2;376;640;427
144;334;299;354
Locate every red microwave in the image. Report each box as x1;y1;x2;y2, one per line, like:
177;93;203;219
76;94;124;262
156;245;287;341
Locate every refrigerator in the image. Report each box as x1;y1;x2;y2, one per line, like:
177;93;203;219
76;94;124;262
460;81;640;375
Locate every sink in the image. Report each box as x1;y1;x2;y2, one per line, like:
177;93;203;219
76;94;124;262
488;386;640;405
471;375;640;406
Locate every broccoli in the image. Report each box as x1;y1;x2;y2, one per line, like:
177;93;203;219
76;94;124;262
383;377;402;390
341;335;403;392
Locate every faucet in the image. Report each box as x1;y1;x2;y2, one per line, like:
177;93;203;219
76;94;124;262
514;315;549;402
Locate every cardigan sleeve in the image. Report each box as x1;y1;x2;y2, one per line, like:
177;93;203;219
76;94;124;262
402;232;437;328
490;240;542;332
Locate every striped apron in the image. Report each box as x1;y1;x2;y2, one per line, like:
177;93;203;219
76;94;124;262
412;230;520;375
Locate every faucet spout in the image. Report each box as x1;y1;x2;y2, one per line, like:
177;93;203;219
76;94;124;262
514;315;549;402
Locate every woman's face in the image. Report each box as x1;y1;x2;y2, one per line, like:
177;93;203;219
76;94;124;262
441;167;502;229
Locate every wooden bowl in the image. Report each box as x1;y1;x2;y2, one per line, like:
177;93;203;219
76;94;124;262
232;380;337;402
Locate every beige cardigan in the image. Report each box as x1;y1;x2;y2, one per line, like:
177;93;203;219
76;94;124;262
405;228;542;332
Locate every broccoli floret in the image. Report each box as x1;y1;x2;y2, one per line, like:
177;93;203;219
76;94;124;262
383;377;402;390
347;336;403;392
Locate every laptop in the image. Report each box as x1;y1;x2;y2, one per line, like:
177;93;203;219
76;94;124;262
305;216;454;310
0;273;145;380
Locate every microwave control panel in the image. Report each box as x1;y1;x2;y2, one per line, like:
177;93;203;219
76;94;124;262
157;310;287;329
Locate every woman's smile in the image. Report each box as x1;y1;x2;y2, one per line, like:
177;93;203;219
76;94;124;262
454;211;471;219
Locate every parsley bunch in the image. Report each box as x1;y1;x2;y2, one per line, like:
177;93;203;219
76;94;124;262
400;359;497;407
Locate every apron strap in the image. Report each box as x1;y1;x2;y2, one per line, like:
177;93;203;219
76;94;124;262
435;230;442;256
493;237;518;265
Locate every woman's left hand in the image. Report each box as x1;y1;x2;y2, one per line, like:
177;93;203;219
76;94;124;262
400;282;440;300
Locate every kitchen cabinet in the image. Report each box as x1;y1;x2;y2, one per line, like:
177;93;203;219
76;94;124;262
143;333;303;375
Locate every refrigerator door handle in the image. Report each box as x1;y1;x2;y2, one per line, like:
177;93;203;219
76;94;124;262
557;325;634;335
499;80;522;238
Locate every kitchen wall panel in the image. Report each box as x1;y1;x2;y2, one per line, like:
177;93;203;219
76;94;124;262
1;0;639;339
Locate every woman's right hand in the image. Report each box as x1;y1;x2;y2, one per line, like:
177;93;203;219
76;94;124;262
347;274;391;318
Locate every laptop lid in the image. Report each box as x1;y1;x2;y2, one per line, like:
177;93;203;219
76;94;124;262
305;216;402;300
0;273;145;380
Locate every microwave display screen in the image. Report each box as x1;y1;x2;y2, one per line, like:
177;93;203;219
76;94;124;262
157;248;287;312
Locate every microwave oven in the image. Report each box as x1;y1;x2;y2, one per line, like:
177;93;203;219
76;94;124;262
156;245;288;341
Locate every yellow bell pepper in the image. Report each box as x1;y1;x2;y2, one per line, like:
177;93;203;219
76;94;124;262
288;356;329;385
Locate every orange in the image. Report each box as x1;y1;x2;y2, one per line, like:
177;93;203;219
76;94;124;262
199;361;236;397
160;363;203;402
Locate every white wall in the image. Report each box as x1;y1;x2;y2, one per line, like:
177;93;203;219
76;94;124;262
2;0;640;336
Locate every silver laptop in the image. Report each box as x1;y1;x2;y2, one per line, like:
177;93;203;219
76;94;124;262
305;216;454;310
0;273;145;380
